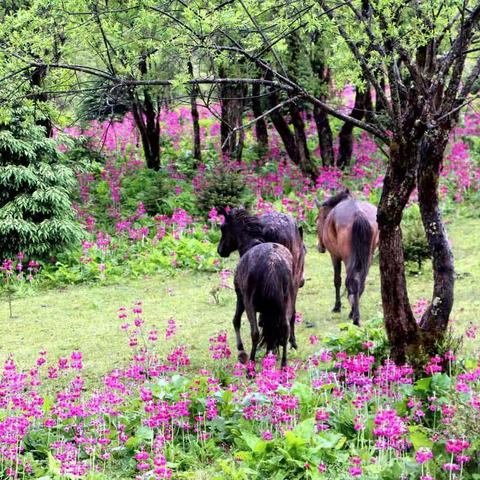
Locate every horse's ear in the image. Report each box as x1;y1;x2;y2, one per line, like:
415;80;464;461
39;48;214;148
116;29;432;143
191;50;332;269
217;206;228;217
344;187;351;195
298;225;304;240
314;198;322;208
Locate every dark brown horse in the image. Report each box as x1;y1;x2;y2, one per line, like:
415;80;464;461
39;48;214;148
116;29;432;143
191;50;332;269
217;207;305;349
217;209;296;368
315;190;378;326
234;242;294;370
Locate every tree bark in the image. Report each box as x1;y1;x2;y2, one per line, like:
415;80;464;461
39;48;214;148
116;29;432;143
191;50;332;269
289;101;318;179
188;61;202;163
266;80;301;164
132;91;161;171
417;129;455;343
30;65;53;137
377;140;421;364
337;87;369;169
219;80;247;162
251;82;269;157
313;103;334;166
132;54;161;171
309;44;334;167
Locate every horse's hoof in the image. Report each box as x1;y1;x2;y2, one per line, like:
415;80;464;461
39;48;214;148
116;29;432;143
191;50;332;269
332;306;341;313
349;311;354;319
238;351;248;364
353;320;360;327
290;339;298;350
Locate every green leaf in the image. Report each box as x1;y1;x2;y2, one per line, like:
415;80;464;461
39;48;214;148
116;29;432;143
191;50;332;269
408;428;433;450
414;377;432;392
431;374;452;394
241;432;267;454
316;431;345;449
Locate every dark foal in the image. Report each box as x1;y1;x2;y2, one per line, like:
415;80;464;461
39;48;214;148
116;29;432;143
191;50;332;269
217;208;295;370
234;242;294;371
217;207;304;349
315;190;379;326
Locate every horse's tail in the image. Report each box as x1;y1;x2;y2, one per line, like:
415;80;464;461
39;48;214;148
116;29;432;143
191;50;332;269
257;263;291;352
346;213;373;298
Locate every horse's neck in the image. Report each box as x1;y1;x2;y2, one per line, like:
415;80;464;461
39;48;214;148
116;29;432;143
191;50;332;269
238;238;263;257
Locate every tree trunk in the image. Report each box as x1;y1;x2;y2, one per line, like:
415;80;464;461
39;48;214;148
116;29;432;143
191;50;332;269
417;129;454;342
337;88;369;169
30;65;53;137
132;91;161;171
251;82;269;157
188;61;202;163
377;140;421;364
309;45;334;167
313;104;334;166
266;80;301;164
133;54;161;171
289;102;317;179
219;77;247;162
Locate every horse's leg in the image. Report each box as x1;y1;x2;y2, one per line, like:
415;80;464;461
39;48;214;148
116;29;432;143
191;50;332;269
332;257;342;312
346;273;360;326
233;291;247;364
289;287;298;349
282;307;291;368
245;303;259;378
349;291;360;326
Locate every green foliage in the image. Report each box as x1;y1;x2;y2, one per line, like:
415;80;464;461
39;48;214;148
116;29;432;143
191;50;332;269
402;204;431;272
78;79;131;122
0;109;82;259
322;316;389;362
196;166;253;215
120;168;197;217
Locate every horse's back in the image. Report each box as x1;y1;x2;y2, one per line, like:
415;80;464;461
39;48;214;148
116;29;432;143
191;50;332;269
235;243;293;304
259;211;305;288
324;199;378;260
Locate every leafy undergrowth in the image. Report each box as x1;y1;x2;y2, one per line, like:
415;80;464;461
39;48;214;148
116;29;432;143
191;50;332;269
2;304;480;480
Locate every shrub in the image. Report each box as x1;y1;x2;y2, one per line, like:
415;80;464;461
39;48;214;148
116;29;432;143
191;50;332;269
0;109;82;259
196;166;253;215
402;203;431;271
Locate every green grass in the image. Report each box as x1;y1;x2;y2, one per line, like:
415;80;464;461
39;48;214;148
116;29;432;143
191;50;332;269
1;214;479;380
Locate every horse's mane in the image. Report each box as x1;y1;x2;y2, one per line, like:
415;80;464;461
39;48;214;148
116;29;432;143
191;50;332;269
228;208;264;238
322;189;352;208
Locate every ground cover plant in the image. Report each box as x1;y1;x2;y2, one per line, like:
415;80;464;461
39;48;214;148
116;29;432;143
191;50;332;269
0;1;479;478
0;103;478;479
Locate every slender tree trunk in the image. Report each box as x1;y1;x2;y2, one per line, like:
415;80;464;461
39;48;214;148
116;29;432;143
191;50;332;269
337;88;369;169
417;129;454;342
30;65;53;137
309;43;334;166
219;79;247;162
251;82;268;157
188;61;202;163
377;140;421;364
289;101;318;179
313;104;334;166
132;54;161;171
132;92;161;171
266;80;301;164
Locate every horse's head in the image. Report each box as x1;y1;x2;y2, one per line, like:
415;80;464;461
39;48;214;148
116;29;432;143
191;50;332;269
314;198;328;253
217;207;263;257
217;207;238;257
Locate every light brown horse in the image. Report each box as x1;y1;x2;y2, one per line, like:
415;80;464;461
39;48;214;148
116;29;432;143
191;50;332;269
315;190;378;326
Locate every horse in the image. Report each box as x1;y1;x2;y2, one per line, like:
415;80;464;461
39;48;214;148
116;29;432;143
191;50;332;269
234;241;294;370
315;189;378;326
217;207;305;349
